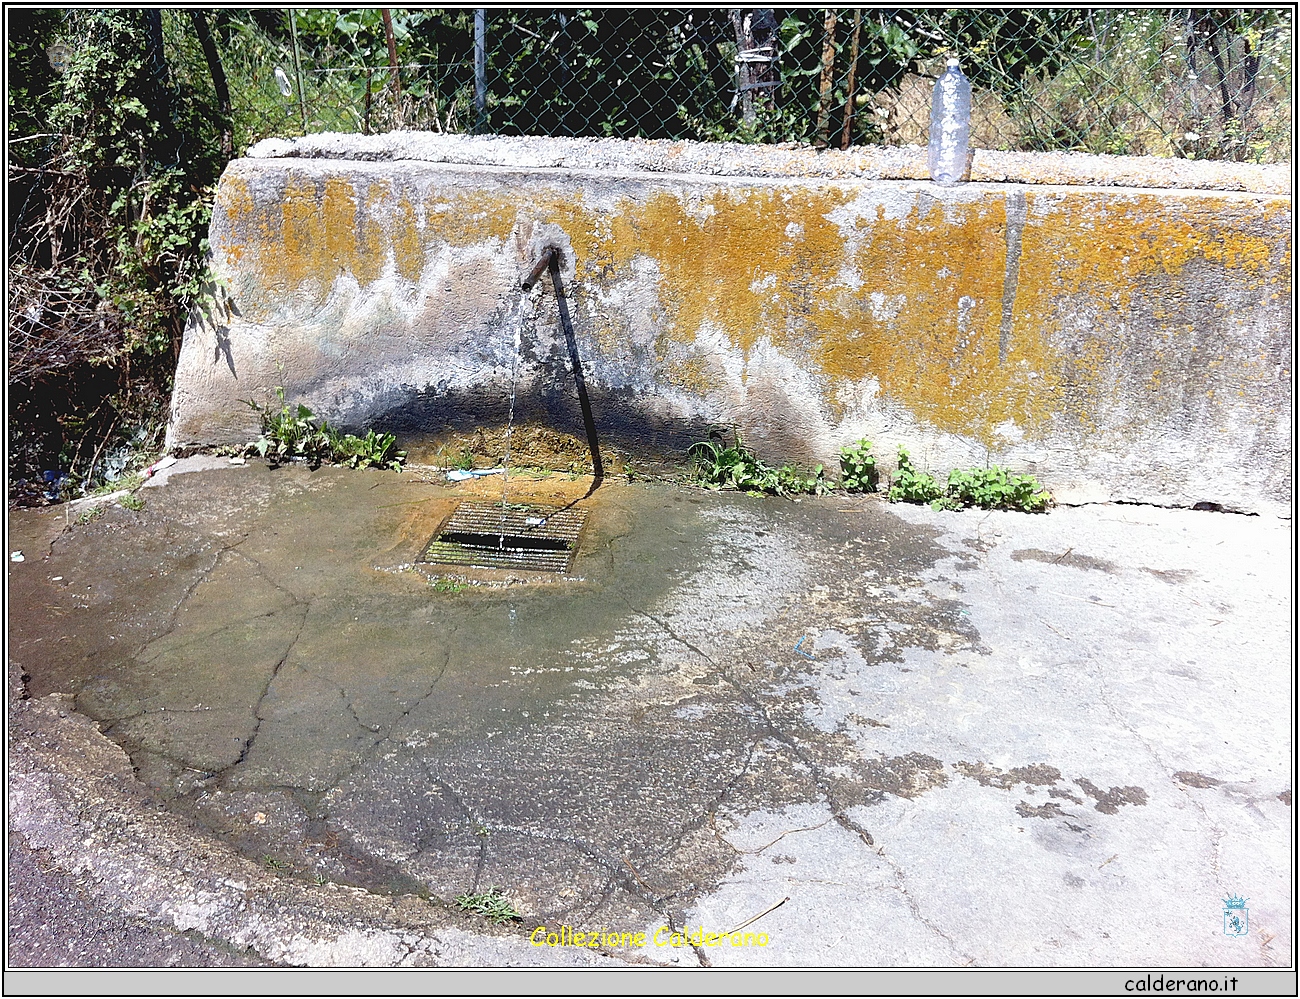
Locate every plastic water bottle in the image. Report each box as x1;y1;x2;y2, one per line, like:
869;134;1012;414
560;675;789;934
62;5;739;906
929;57;972;186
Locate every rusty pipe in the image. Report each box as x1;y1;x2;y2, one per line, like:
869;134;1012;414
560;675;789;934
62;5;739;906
521;247;557;291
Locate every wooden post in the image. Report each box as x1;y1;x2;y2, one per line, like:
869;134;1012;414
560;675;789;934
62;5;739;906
814;9;837;148
189;10;232;160
380;8;401;106
840;10;862;149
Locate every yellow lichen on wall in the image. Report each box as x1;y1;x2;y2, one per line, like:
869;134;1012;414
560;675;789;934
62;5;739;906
1033;193;1281;310
214;175;256;267
1013;191;1286;425
602;188;851;361
222;168;521;294
354;179;387;286
522;186;1064;442
213;162;1288;450
275;173;365;290
825;195;1061;441
392;194;424;282
419;188;516;248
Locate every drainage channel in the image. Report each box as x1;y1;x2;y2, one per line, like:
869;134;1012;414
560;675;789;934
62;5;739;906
419;500;587;574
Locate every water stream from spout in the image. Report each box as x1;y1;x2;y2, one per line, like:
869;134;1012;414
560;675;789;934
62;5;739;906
498;292;530;549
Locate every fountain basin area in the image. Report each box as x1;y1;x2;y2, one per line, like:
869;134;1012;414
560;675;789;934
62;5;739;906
7;458;1291;969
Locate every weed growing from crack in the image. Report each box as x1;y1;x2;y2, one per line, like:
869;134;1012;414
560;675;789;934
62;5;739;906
119;493;145;512
433;579;466;594
244;386;405;471
92;472;144;497
839;439;879;493
453;447;476;471
888;448;946;506
455;887;522;925
944;464;1050;513
888;447;1050;513
689;430;831;497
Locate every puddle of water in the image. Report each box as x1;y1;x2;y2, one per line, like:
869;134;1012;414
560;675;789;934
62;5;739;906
7;464;951;912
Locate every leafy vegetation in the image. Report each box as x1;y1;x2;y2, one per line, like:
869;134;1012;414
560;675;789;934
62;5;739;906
8;10;227;500
687;434;1048;512
887;447;1050;513
119;493;145;512
689;432;832;497
839;439;879;493
944;465;1051;513
246;387;405;471
887;448;947;507
455;888;522;925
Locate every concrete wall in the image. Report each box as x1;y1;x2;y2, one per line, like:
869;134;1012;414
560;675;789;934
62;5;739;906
168;134;1292;514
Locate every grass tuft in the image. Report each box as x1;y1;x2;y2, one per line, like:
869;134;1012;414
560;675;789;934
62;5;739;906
455;887;522;925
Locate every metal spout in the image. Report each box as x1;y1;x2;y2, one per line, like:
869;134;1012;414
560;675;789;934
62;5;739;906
521;247;558;291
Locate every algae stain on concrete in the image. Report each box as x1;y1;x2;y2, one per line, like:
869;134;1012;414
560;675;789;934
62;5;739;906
9;465;981;919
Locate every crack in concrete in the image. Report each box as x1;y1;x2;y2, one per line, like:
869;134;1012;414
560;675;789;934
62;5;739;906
430;805;708;963
626;601;878;850
1083;646;1231;884
624;598;982;964
1022;563;1238;907
873;837;974;964
338;688;385;737
134;607;293;664
130;541;243;658
380;644;453;745
231;602;312;772
670;736;759;862
412;761;489;892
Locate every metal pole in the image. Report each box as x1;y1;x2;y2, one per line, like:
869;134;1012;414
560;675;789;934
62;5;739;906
474;9;487;133
288;9;307;134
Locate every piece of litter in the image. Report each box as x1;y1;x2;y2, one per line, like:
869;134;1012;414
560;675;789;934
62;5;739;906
229;456;246;465
525;516;546;527
447;468;505;481
793;635;815;660
10;552;25;563
144;455;178;478
52;576;62;581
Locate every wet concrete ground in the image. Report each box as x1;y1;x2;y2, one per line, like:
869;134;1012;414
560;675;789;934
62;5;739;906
7;459;1292;967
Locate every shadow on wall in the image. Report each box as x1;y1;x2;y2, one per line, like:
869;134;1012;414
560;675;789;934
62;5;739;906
373;382;720;473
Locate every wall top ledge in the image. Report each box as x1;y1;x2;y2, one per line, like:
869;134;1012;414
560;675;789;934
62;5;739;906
245;132;1290;196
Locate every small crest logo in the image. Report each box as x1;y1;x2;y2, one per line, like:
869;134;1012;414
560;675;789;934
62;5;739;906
1222;895;1249;937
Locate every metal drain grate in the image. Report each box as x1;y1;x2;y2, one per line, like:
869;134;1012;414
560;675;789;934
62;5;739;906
419;501;587;573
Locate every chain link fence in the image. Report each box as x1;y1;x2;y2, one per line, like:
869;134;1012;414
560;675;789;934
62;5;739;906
249;8;1292;163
